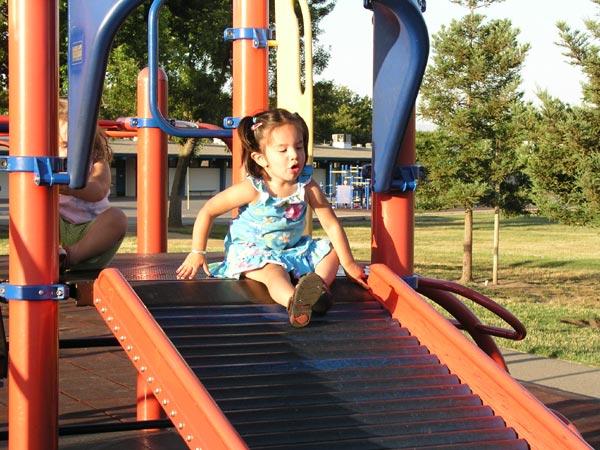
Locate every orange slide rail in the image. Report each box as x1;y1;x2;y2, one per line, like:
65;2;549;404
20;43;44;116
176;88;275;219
93;268;248;450
367;263;592;450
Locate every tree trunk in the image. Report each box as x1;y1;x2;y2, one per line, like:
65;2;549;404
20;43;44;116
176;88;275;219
492;205;500;285
460;207;473;283
167;138;198;229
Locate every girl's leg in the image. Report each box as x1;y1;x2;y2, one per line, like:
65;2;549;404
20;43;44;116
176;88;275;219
66;207;128;266
244;263;295;307
312;247;339;315
314;246;340;287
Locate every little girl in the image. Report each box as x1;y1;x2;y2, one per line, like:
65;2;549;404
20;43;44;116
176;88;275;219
176;108;368;327
58;98;128;271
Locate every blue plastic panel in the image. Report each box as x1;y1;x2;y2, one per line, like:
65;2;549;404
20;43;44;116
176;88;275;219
67;0;145;189
371;0;429;192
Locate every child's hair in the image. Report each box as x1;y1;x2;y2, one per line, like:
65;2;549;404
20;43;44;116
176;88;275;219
238;108;309;178
58;98;113;164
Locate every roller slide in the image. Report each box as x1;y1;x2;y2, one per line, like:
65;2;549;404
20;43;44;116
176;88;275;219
93;265;592;450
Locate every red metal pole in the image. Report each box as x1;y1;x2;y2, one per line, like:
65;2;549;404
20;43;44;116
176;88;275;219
232;0;269;186
8;0;59;449
371;111;416;277
136;67;168;253
135;67;168;421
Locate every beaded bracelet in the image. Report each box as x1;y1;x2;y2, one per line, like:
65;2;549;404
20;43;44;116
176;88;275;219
190;249;207;255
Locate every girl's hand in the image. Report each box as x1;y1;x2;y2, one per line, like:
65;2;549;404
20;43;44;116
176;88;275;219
343;262;370;290
176;253;212;280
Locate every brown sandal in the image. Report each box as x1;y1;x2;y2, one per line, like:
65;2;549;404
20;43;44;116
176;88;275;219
287;272;324;328
312;283;334;315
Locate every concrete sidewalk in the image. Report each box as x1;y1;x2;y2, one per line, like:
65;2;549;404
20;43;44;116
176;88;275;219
502;348;600;399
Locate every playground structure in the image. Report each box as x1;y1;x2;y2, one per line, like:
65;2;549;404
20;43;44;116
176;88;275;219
325;164;372;210
0;1;594;450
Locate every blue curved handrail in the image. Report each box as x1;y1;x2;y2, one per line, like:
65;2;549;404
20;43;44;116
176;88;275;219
147;0;233;140
370;0;429;193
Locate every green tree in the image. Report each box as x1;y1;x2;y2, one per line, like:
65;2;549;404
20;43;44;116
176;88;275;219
314;81;372;145
524;93;600;225
522;2;600;226
419;0;529;283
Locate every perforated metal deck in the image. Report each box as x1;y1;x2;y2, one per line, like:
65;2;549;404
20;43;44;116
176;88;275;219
127;276;528;450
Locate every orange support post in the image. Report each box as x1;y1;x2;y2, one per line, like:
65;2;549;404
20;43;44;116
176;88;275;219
371;111;416;277
135;67;168;421
231;0;269;186
136;67;168;254
7;0;60;449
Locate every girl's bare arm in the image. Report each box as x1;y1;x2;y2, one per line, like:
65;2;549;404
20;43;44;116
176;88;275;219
59;160;111;202
176;179;258;280
305;180;369;289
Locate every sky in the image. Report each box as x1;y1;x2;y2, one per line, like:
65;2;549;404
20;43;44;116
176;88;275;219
316;0;600;106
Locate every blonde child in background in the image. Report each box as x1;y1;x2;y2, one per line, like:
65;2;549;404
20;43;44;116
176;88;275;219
176;108;368;327
58;98;128;271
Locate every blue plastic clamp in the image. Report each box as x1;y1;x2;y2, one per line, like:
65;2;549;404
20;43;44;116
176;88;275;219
361;164;426;192
223;117;241;129
0;283;69;301
402;275;418;289
129;117;172;129
390;165;426;192
0;156;70;186
223;27;273;48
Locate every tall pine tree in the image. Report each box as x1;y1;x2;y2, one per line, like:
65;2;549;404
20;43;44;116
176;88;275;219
419;0;529;283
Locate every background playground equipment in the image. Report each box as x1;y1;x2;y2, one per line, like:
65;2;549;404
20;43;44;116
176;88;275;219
0;0;594;450
325;164;372;209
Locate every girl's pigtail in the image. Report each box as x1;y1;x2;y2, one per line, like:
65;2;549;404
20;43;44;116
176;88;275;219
238;115;263;178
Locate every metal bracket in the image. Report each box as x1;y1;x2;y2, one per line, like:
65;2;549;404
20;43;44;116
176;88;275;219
0;156;70;186
0;283;69;301
223;117;240;129
362;164;426;192
390;164;426;192
402;275;418;289
223;27;273;48
129;117;172;129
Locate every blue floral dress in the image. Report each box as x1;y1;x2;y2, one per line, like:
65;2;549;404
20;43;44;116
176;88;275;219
209;166;332;280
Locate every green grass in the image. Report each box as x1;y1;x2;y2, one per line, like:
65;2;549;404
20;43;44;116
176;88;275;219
2;210;599;367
